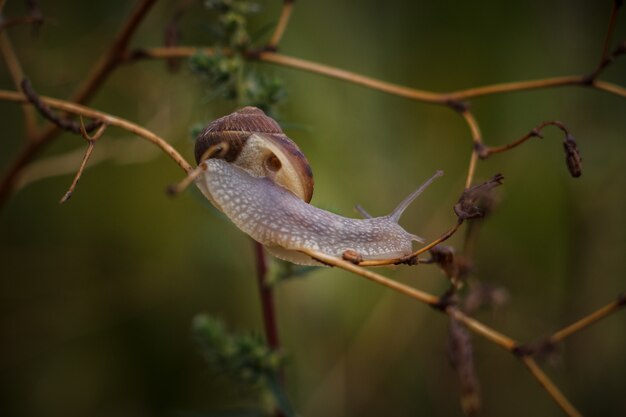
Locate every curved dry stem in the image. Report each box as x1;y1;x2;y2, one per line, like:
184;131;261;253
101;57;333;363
258;51;446;103
357;220;464;267
0;89;192;173
484;120;569;156
128;47;626;101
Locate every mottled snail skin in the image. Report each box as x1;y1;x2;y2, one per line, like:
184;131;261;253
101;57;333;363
194;107;427;266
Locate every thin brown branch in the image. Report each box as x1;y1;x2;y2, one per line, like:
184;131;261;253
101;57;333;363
299;249;583;416
59;121;107;203
267;0;295;50
465;152;479;190
593;77;626;98
586;40;626;83
521;357;583;417
166;142;230;196
0;0;158;208
127;47;626;101
21;79;102;134
548;294;626;345
0;89;192;173
598;1;622;70
70;0;157;105
258;51;446;103
356;220;464;267
484;120;569;156
459;110;483;188
0;33;37;138
301;247;520;350
448;76;586;100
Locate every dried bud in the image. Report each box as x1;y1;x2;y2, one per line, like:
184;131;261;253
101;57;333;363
429;246;472;284
448;318;481;416
454;174;504;220
563;134;582;178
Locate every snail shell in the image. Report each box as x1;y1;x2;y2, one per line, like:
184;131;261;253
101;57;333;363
195;106;314;203
194;107;434;266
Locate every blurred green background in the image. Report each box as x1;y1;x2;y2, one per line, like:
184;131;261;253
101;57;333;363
1;1;625;416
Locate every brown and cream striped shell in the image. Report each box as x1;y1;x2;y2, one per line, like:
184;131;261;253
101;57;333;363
195;106;314;203
194;107;439;265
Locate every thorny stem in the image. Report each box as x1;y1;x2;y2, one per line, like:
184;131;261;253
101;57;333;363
267;0;294;50
0;90;192;173
301;248;582;417
548;294;626;345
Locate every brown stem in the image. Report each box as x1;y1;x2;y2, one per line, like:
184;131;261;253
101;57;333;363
301;247;584;416
267;0;294;50
521;357;583;417
70;0;157;105
127;47;626;100
597;0;622;73
484;120;569;156
0;0;158;208
449;76;586;100
257;51;446;103
548;294;625;345
58;120;108;203
459;110;483;188
0;33;37;139
356;220;464;267
594;79;626;98
0;90;192;173
252;242;286;417
253;242;281;350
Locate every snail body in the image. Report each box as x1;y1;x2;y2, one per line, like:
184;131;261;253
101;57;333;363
194;107;437;266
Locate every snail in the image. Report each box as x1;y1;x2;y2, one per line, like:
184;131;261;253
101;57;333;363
193;107;440;266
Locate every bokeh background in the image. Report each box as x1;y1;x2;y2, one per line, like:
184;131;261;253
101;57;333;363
1;1;625;416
